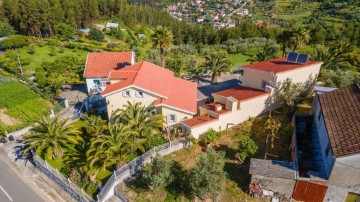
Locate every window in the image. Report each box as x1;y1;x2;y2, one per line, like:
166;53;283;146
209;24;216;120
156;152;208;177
136;91;144;98
167;114;177;122
100;81;108;88
122;91;131;97
326;143;331;157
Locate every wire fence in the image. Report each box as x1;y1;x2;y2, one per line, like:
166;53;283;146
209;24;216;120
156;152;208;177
97;139;189;202
34;156;95;202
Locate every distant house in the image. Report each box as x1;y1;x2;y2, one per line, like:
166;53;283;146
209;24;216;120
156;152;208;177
79;28;90;36
105;22;119;30
181;56;322;138
137;34;145;39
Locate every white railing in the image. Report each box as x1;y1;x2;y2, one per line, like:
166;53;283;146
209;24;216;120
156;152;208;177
35;156;95;202
97;139;190;202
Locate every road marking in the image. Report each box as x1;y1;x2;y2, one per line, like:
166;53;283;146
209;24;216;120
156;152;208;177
0;185;13;201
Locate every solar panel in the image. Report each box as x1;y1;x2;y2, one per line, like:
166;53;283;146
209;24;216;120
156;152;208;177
296;53;309;64
287;52;298;63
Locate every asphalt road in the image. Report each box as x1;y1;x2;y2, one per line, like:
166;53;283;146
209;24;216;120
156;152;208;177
0;158;45;202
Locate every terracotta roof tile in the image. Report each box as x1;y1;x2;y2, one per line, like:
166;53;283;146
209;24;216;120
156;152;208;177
241;58;322;74
102;61;198;114
318;84;360;157
181;115;218;128
213;86;268;102
83;52;133;78
293;181;328;202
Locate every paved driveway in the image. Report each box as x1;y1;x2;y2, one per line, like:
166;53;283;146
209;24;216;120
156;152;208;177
0;157;45;202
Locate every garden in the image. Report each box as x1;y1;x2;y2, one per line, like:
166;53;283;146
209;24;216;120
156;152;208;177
0;75;51;134
120;109;295;202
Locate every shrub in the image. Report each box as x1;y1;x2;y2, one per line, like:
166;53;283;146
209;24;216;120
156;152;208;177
0;22;15;37
188;148;226;200
144;133;166;151
142;155;174;192
235;135;258;163
200;129;219;145
0;35;29;49
88;28;105;42
27;45;35;54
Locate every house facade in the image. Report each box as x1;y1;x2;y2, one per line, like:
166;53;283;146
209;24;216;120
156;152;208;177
83;54;197;125
181;57;322;138
102;61;197;125
297;84;360;201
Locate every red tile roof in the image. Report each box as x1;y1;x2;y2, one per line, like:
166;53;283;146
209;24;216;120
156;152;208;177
293;181;328;202
102;61;198;114
83;52;133;78
241;58;322;74
181;115;217;128
318;84;360;157
213;86;268;102
200;103;230;115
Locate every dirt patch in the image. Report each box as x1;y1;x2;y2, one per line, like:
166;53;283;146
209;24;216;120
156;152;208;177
0;109;20;126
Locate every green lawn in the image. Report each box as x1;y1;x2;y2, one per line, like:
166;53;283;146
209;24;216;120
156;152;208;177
228;53;251;67
17;45;87;71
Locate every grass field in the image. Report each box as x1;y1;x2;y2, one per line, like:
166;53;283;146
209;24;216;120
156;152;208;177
17;45;87;71
0;76;51;132
228;53;251;67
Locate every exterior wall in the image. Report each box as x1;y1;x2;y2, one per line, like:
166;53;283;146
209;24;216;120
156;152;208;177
325;154;360;202
213;94;228;104
313;97;335;179
161;106;193;126
105;86;162;118
241;69;274;90
189;94;278;138
86;78;100;93
275;64;321;86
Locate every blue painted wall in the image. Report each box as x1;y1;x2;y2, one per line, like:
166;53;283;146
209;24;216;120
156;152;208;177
313;96;335;179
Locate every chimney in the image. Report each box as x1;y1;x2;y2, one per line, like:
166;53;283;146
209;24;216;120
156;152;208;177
215;104;222;112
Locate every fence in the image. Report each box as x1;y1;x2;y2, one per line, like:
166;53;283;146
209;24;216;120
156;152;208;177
35;156;95;202
97;139;190;202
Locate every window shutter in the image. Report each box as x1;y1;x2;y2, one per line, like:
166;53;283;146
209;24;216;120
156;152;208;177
122;91;126;97
166;115;170;122
174;115;177;122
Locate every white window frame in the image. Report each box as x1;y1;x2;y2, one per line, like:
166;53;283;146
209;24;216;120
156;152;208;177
100;81;108;88
122;90;131;97
167;114;177;122
135;91;144;98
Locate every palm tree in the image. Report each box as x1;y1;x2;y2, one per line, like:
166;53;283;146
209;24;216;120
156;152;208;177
86;124;144;170
203;52;231;84
64;141;91;175
312;42;354;70
188;66;206;83
111;102;165;138
85;115;107;137
276;29;293;57
151;26;173;68
290;27;310;52
23;116;82;159
247;43;279;63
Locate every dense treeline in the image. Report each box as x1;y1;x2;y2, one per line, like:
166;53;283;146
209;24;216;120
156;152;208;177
0;0;277;45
